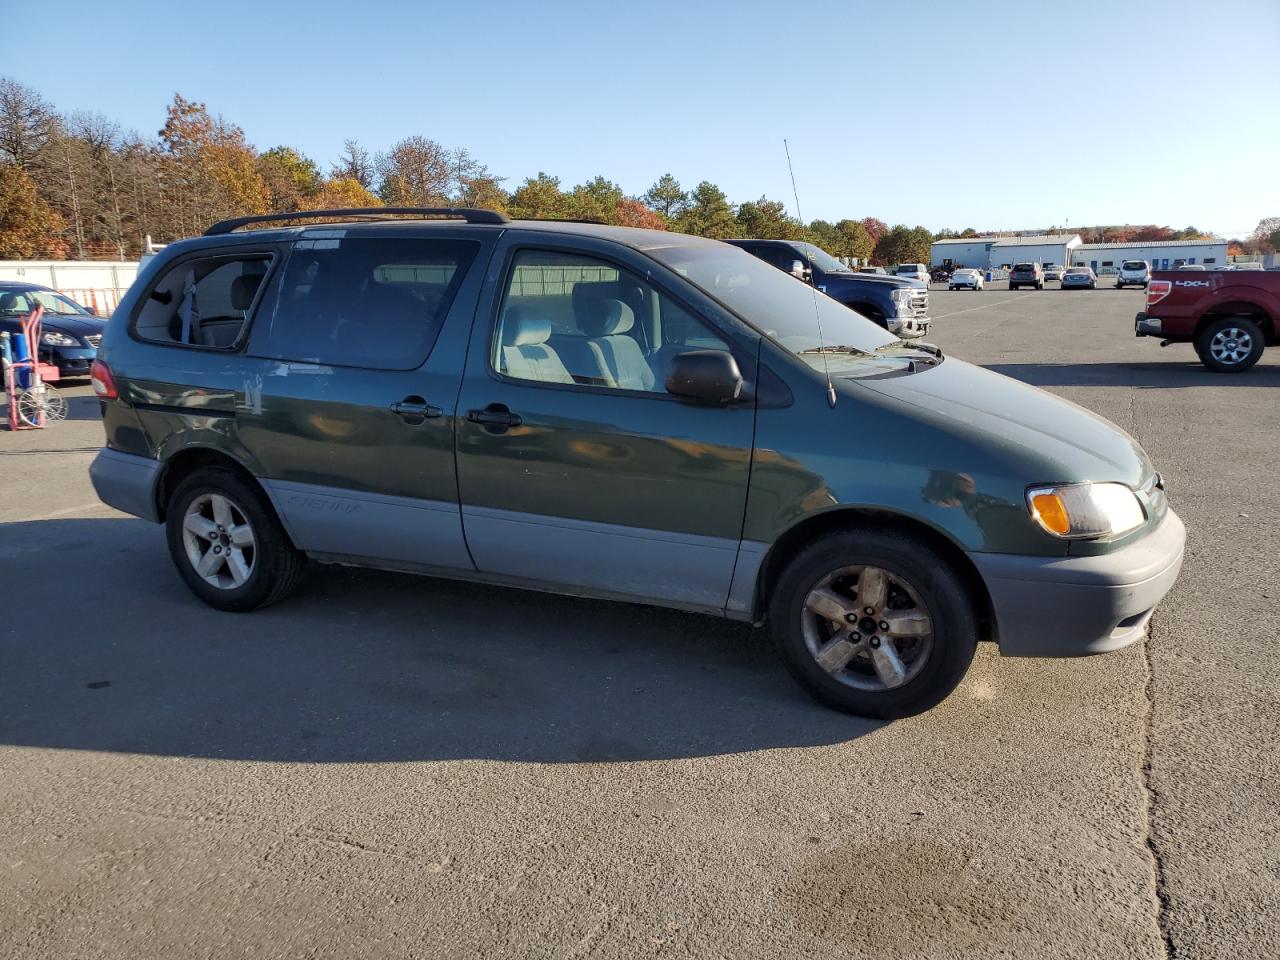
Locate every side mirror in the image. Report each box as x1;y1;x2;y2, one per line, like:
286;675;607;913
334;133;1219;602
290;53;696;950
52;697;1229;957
666;350;744;404
85;306;98;316
789;260;811;283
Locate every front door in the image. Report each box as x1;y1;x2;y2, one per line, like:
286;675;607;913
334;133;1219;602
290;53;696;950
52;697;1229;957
238;229;493;569
454;235;757;612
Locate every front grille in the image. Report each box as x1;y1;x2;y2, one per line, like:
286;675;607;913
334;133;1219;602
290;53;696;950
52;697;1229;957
910;291;929;318
84;334;102;348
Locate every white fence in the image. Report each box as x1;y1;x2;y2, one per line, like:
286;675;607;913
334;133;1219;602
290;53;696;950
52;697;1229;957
0;260;140;315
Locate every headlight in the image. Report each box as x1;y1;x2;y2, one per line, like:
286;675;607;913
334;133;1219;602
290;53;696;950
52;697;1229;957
891;288;915;314
1026;482;1145;540
41;331;79;346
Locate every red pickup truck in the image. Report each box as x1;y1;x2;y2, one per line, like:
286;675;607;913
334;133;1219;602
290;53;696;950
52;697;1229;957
1135;269;1280;372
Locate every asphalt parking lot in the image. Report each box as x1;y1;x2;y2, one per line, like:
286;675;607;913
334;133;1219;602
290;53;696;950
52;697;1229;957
2;283;1277;959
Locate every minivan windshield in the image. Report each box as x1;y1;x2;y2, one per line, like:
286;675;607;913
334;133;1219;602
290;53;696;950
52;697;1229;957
647;241;897;367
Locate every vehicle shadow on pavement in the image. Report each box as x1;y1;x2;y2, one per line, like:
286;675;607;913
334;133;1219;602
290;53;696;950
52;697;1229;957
0;517;880;763
986;361;1280;389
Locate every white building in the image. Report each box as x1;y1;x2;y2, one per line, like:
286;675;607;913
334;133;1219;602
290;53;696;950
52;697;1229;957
931;234;1082;271
1072;239;1229;272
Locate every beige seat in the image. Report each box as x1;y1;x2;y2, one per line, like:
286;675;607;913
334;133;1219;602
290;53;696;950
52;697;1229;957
571;287;655;391
500;306;574;384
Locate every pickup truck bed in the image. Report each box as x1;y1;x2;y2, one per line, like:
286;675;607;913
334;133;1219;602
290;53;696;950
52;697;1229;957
1135;269;1280;372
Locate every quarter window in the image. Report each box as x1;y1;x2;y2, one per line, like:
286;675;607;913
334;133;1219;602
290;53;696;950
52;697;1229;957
134;254;273;349
492;250;729;394
259;237;478;370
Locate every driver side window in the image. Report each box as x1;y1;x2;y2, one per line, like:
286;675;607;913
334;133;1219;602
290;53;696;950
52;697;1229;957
492;249;729;394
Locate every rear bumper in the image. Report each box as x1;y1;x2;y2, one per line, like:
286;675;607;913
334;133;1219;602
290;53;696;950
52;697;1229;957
1135;312;1162;336
89;448;162;522
971;509;1186;657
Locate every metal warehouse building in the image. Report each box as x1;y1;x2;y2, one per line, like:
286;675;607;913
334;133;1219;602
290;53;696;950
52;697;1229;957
1071;239;1228;272
931;234;1081;271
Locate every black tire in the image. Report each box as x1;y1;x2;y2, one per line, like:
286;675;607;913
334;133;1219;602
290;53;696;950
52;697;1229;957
1036;281;1044;290
1009;284;1018;291
769;528;978;719
165;466;305;611
1194;316;1265;373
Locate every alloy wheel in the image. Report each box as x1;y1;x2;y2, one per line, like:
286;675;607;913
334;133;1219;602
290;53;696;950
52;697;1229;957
1209;327;1253;365
801;565;934;691
182;493;257;589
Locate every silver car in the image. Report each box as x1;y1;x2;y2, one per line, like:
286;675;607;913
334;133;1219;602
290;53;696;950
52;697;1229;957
1061;267;1097;289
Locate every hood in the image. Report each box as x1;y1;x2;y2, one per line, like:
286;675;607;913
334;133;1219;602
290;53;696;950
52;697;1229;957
38;314;107;337
823;273;917;292
854;357;1150;486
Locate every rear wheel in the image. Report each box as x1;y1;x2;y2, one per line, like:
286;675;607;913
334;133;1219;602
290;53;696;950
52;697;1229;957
1195;316;1265;373
770;528;978;718
165;467;305;611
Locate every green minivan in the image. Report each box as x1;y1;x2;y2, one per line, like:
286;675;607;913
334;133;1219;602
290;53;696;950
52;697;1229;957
89;209;1185;718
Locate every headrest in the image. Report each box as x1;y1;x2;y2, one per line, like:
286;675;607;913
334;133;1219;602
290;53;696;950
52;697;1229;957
230;273;264;311
0;292;18;311
503;305;551;346
572;283;635;337
577;296;634;337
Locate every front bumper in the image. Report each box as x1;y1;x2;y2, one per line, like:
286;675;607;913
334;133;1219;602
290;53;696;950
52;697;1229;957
971;509;1186;657
887;314;931;339
1134;312;1162;337
43;345;97;377
90;448;162;522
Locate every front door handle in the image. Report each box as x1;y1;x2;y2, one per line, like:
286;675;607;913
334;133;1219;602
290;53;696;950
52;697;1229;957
466;403;522;432
391;396;442;424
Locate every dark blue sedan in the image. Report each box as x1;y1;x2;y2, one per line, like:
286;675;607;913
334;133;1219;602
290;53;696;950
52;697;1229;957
0;281;108;378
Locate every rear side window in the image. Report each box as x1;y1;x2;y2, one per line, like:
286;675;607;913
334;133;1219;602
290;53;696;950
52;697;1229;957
258;237;478;370
133;254;273;349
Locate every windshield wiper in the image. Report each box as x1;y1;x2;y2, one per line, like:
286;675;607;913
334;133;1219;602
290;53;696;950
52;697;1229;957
799;344;872;356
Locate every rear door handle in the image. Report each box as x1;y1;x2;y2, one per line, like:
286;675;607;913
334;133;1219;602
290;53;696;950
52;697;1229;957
391;396;442;423
466;403;522;431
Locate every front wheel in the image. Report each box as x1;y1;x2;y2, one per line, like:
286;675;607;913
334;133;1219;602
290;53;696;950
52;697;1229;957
770;528;978;718
1195;316;1265;373
165;466;305;611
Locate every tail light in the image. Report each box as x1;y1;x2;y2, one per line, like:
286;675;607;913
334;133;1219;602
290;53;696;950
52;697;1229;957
90;359;118;399
1145;280;1172;308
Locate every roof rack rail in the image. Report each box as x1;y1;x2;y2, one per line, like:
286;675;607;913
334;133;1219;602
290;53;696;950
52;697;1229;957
204;207;509;236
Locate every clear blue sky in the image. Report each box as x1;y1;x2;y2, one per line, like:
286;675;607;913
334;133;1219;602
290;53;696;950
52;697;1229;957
7;0;1278;237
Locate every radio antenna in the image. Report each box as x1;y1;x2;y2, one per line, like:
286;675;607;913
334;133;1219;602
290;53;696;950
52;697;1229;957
784;138;836;408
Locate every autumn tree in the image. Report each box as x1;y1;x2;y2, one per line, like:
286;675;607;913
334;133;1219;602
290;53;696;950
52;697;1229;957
860;217;888;249
836;219;874;262
331;139;374;189
508;173;567;220
643;173;686;219
0;164;68;258
675;181;737;238
457;174;509;213
299;176;381;210
375;136;487;207
614;197;666;230
257;146;321;212
0;77;56;169
158;94;269;232
735;196;802;240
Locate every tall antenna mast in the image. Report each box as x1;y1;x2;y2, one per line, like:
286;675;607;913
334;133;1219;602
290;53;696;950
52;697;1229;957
784;139;837;409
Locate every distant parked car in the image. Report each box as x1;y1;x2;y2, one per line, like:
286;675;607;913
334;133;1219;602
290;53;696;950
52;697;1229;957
1115;260;1150;289
1232;262;1264;271
0;281;107;378
1061;266;1097;289
948;268;984;291
1178;264;1206;271
1042;263;1065;281
895;263;930;285
858;266;888;275
1008;262;1045;290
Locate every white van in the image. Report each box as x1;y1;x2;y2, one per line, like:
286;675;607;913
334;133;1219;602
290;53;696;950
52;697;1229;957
895;263;929;284
1115;260;1150;289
